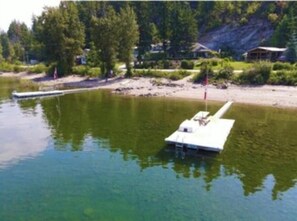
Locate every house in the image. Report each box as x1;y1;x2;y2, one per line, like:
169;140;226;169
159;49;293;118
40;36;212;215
76;48;90;65
245;47;287;62
191;43;214;58
150;43;164;53
143;42;215;60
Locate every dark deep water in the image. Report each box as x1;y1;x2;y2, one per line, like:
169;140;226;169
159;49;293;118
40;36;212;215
0;77;297;221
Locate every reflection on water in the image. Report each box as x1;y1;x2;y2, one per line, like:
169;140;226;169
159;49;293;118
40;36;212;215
0;101;50;169
1;77;297;220
37;90;297;200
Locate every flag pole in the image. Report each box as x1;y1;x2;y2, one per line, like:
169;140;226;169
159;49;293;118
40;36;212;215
204;69;208;113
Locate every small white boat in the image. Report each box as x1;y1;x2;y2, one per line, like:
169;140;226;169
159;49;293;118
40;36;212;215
12;90;64;98
165;101;235;152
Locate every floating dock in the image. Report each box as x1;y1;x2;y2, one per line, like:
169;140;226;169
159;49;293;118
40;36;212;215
12;90;64;98
165;101;235;152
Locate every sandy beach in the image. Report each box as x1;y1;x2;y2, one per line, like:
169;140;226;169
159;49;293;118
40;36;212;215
1;71;297;109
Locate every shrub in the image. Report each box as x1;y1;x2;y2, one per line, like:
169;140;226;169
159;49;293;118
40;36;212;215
168;70;191;81
87;67;101;77
197;58;220;67
72;65;88;76
0;62;26;73
192;63;214;83
268;71;288;85
163;60;170;69
216;64;234;80
133;69;190;81
28;64;48;73
236;62;272;85
144;52;166;60
192;72;203;83
13;65;26;73
273;62;294;71
268;70;297;85
181;60;194;69
0;62;14;72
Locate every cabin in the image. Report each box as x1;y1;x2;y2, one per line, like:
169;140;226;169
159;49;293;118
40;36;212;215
245;47;287;62
76;48;90;65
191;43;214;58
145;42;215;60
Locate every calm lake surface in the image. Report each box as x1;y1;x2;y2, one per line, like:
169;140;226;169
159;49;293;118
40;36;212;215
0;77;297;221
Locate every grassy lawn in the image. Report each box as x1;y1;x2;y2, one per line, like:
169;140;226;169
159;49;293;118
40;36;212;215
229;61;252;70
194;59;252;71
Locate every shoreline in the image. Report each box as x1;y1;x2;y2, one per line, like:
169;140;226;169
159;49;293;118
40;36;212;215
1;71;297;109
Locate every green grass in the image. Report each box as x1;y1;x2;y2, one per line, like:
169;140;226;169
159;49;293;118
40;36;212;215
194;59;252;71
228;61;252;70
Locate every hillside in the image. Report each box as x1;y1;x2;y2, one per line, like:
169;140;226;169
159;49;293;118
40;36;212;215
199;18;274;57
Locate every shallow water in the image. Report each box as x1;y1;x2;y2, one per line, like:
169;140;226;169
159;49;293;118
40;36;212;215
0;77;297;221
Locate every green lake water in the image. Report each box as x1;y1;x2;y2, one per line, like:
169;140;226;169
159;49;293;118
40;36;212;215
0;77;297;221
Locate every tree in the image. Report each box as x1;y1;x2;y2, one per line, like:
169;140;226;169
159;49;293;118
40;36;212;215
118;5;139;77
0;33;15;62
0;42;3;62
133;2;153;60
286;31;297;62
76;1;103;48
91;6;119;78
7;21;33;62
156;2;172;53
169;2;198;58
33;2;84;75
271;7;297;47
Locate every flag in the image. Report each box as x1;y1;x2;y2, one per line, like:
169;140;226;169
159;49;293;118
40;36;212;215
203;73;208;100
54;67;58;80
204;73;208;86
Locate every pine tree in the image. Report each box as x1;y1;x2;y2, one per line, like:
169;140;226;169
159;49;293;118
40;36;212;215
169;2;198;58
7;21;33;62
286;31;297;63
91;6;119;78
133;2;153;60
0;33;15;62
0;42;3;62
118;5;139;77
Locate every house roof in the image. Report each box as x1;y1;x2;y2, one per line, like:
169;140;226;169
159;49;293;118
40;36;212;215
192;43;211;52
247;47;287;53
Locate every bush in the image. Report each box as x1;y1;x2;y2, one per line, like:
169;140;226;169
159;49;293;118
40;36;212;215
168;70;191;80
181;60;194;69
163;60;170;69
192;72;203;83
236;62;272;85
144;52;166;60
192;63;214;83
273;62;294;71
133;69;191;81
215;64;234;80
72;65;88;76
268;70;297;85
87;67;101;77
196;58;220;67
28;64;48;73
0;62;14;72
13;65;26;73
